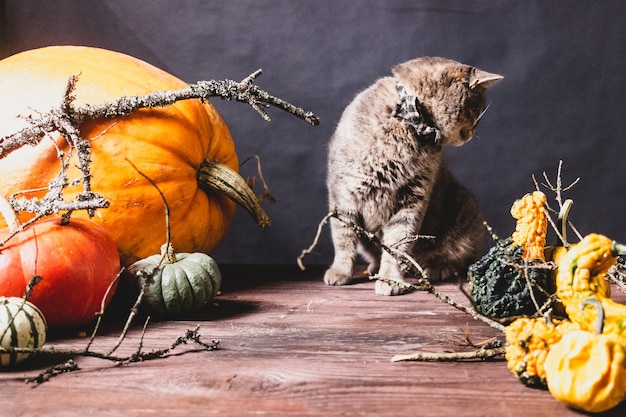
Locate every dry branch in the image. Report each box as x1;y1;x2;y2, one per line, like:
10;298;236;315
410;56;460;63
391;346;506;362
12;326;220;384
0;70;318;238
0;262;220;384
298;209;507;332
0;69;318;160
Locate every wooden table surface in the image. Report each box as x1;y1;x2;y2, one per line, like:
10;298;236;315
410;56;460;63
1;264;624;417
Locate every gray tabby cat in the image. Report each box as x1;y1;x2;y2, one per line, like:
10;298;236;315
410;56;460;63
324;56;502;296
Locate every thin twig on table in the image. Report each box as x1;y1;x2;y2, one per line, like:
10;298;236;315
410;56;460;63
391;346;506;362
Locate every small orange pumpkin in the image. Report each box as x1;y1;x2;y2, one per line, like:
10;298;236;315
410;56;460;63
0;216;121;328
0;46;247;266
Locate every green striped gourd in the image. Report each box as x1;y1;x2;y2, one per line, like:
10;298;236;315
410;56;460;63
0;297;47;366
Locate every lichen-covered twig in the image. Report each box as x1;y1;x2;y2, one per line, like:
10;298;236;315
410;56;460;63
0;70;318;160
0;70;317;238
0;266;220;384
25;359;80;384
12;326;220;384
391;345;506;362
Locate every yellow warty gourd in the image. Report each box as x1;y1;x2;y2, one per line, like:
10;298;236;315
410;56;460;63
510;191;548;261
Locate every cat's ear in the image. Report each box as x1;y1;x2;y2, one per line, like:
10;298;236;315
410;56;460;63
469;69;503;90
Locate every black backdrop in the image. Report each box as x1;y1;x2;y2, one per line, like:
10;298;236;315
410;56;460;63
1;1;625;266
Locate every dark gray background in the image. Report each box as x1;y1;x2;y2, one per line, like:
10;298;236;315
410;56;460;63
1;1;625;266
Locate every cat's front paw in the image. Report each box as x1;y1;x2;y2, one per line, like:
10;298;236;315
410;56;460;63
324;267;353;286
375;279;410;296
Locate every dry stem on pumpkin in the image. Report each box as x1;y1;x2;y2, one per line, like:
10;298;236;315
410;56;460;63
198;159;271;228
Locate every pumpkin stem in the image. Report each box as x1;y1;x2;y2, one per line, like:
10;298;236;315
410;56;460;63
543;308;554;326
611;241;626;256
160;243;178;264
0;195;20;234
557;199;573;246
581;297;605;335
198;159;271;229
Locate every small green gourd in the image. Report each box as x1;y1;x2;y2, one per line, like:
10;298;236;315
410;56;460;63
128;243;222;317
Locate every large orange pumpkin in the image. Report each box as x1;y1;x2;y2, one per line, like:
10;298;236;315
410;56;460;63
0;46;253;266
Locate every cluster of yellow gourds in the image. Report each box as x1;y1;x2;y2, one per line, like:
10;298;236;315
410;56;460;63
544;234;626;413
503;193;626;413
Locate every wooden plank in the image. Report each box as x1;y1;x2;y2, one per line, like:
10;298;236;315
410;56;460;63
0;264;625;416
